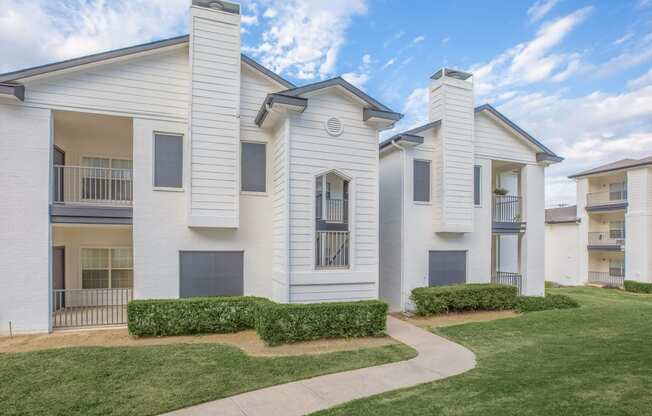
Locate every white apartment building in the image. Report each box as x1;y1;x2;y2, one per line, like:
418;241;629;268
378;69;562;312
546;156;652;287
0;0;403;334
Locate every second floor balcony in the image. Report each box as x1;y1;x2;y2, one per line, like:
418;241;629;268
588;231;625;250
586;184;627;211
53;165;133;207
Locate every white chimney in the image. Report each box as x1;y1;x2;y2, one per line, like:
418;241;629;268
429;68;475;233
188;0;241;228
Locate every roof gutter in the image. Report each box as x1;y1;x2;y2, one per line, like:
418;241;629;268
0;83;25;101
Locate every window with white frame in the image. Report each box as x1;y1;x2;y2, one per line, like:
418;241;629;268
81;247;133;289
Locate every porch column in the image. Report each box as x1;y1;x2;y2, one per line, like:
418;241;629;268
520;163;545;296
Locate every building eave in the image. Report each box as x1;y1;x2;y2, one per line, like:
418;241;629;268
0;83;24;101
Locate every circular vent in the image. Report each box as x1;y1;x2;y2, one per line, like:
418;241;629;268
325;117;343;136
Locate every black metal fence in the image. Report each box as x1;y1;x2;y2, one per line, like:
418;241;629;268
52;288;132;328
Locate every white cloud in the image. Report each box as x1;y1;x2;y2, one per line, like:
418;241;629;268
412;35;425;44
628;68;652;89
241;14;259;26
441;36;450;46
362;53;372;65
244;0;367;80
341;72;369;88
527;0;560;23
594;33;652;77
0;0;188;73
381;58;395;69
470;7;591;99
613;31;634;45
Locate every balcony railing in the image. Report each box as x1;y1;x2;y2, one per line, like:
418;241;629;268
493;195;522;222
325;198;346;223
588;271;624;288
491;271;523;294
586;188;627;208
52;288;132;328
53;165;133;206
316;231;349;268
588;231;625;248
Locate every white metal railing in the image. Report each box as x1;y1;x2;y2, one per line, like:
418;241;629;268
586;187;627;207
492;271;523;294
588;271;624;287
493;195;522;222
316;231;349;268
52;288;132;328
325;198;345;223
588;231;625;247
53;165;133;206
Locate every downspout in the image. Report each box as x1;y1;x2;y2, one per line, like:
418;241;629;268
390;139;408;311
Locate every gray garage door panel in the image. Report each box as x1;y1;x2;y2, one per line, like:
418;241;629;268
428;251;467;286
180;251;244;297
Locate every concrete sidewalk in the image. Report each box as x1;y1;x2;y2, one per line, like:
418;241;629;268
164;316;476;416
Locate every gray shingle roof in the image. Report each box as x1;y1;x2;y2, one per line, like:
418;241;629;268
569;156;652;178
545;205;579;224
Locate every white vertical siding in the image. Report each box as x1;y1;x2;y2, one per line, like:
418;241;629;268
286;90;379;302
0;103;52;335
188;6;241;228
22;47;189;120
429;76;475;232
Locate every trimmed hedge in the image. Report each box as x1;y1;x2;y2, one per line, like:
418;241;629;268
514;294;579;313
410;284;517;316
624;280;652;294
255;300;388;346
128;296;271;336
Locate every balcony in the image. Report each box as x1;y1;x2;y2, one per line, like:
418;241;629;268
315;231;349;268
587;231;625;251
588;271;624;288
51;165;133;224
492;195;525;233
324;198;347;223
586;187;627;212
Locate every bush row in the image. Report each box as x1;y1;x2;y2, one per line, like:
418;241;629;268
624;280;652;294
513;294;579;312
410;284;581;315
256;300;388;346
410;284;517;316
128;296;388;345
127;296;271;337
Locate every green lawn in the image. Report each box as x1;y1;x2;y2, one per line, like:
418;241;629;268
0;342;415;416
314;287;652;416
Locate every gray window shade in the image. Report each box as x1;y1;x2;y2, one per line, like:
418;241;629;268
474;165;481;206
241;142;266;192
154;134;182;188
413;160;430;202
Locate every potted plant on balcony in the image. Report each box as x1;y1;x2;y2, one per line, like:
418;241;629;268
493;187;508;196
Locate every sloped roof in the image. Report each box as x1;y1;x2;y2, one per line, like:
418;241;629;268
379;120;441;150
0;34;295;89
277;77;396;113
545;205;579;224
569;156;652;178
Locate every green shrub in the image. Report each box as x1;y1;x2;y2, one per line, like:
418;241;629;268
410;284;517;316
624;280;652;294
514;294;579;313
255;300;388;346
544;281;559;289
128;296;272;336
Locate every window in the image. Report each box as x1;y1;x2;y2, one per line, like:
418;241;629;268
154;133;183;188
413;160;431;202
474;165;481;206
81;157;133;201
609;258;625;277
609;182;627;201
81;247;133;289
609;221;625;239
315;172;350;268
241;142;266;192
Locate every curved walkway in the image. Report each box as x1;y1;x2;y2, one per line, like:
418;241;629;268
164;316;476;416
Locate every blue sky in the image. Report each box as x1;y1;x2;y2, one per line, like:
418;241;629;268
1;0;652;205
